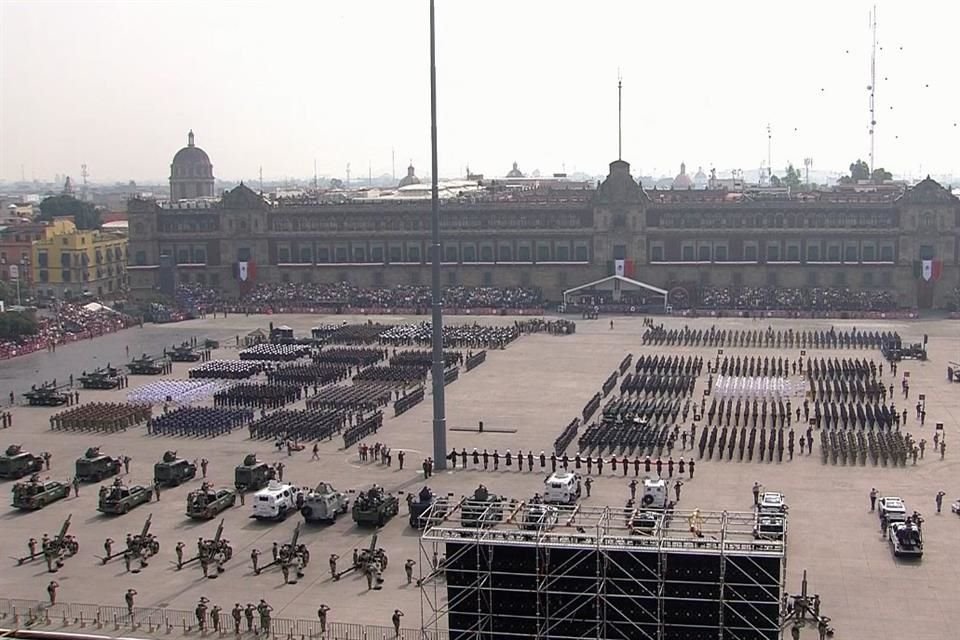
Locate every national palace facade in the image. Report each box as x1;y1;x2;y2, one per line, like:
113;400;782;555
127;146;960;309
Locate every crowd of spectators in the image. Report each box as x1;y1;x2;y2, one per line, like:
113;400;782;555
698;286;897;312
0;303;137;360
173;282;543;312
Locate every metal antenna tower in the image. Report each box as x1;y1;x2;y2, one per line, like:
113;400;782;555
617;70;623;160
429;0;447;470
345;163;351;189
767;123;772;182
258;166;263;193
313;159;318;189
803;157;813;188
80;164;89;200
868;5;878;173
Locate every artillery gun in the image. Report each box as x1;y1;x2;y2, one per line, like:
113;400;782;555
97;477;152;515
332;534;388;588
176;519;233;577
253;522;311;580
154;450;197;487
186;482;237;519
168;343;202;362
99;514;160;570
127;353;168;375
23;382;70;407
234;453;275;492
13;515;79;572
75;446;123;482
352;485;400;527
11;474;69;510
0;444;45;479
78;366;121;390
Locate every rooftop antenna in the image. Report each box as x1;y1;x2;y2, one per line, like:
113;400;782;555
617;69;623;160
868;4;878;174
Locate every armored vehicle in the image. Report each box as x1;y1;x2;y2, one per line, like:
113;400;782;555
168;344;201;362
461;485;504;528
252;481;302;520
154;451;197;487
0;444;45;479
234;454;275;492
407;486;443;529
11;474;69;510
300;482;349;523
75;447;123;482
23;384;69;407
78;367;121;390
98;478;152;514
127;354;166;375
889;518;923;558
352;485;400;527
186;482;237;519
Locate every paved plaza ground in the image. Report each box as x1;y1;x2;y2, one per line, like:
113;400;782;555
0;312;958;640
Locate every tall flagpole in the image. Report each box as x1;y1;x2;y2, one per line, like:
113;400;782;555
618;71;622;160
429;0;447;470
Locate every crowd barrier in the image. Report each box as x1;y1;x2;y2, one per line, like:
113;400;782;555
0;598;446;640
0;322;135;362
200;305;544;317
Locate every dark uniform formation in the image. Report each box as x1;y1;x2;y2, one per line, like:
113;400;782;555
388;349;461;368
188;361;264;380
352;365;429;387
213;383;302;409
377;322;521;349
49;403;151;433
306;384;393;412
312;323;390;345
642;324;900;350
313;347;387;367
238;344;312;361
266;362;350;386
248;408;346;442
147;407;254;437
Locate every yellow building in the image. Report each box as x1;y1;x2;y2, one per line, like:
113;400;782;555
32;217;128;300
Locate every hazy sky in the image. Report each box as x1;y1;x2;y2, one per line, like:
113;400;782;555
2;0;959;183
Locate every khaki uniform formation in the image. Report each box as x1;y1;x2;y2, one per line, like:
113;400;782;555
642;325;900;350
49;402;151;433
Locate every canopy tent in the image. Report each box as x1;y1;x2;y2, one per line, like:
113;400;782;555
563;275;668;310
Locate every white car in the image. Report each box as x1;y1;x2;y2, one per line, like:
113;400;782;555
878;496;907;523
888;520;923;558
951;499;960;515
252;481;301;520
543;471;581;505
757;491;787;514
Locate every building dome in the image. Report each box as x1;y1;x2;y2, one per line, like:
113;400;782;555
169;130;215;200
398;163;420;188
672;162;693;189
693;166;708;188
506;161;524;178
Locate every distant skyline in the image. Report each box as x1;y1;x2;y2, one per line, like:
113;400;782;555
2;0;959;183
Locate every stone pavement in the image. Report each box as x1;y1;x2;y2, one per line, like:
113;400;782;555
0;312;957;640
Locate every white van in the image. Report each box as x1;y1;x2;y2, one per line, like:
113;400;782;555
252;480;301;520
543;471;581;505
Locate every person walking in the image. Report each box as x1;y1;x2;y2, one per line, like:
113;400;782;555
870;488;877;511
752;482;762;506
674;480;683;502
405;558;416;584
72;477;80;498
584;476;593;498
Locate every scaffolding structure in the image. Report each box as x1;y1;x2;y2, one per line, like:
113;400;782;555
419;499;786;640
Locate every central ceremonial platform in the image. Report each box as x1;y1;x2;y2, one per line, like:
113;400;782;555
419;501;786;640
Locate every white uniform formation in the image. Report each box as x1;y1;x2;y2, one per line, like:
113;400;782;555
713;375;806;400
127;379;235;405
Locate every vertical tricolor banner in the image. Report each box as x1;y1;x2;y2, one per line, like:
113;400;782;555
611;259;635;278
235;260;257;293
913;259;942;282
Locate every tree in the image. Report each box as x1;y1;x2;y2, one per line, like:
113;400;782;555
0;281;15;305
37;195;101;230
769;175;782;187
782;164;803;190
0;311;38;342
849;159;870;182
871;167;892;183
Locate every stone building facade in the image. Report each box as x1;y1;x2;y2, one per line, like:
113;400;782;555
128;155;960;309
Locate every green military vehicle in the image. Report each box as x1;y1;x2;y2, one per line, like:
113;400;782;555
97;478;152;515
78;366;121;390
127;354;166;375
11;474;70;510
352;485;399;527
461;485;504;528
75;447;123;482
234;454;275;492
23;384;69;407
168;344;201;362
154;451;197;487
0;444;45;479
186;482;237;519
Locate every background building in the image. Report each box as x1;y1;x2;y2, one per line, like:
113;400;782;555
127;138;960;309
31;218;128;300
169;130;215;200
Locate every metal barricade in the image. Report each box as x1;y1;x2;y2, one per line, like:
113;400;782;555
161;608;196;634
365;624;421;640
326;621;365;640
270;615;297;638
0;598;11;620
69;602;101;628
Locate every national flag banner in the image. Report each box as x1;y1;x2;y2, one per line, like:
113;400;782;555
913;259;943;281
238;261;249;281
615;259;625;277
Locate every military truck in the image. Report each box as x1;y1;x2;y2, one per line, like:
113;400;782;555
352;485;400;527
300;482;349;523
408;486;444;529
11;474;70;510
234;454;275;492
0;444;45;479
153;451;197;487
186;482;237;519
75;447;123;482
461;485;504;528
97;478;152;514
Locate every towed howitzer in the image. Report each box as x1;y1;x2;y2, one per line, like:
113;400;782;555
332;533;387;582
254;522;310;576
100;514;160;566
176;519;232;574
12;515;79;572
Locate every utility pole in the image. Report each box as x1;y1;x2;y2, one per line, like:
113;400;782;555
429;0;447;470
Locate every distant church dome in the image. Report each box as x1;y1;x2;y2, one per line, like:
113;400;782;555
169;130;215;200
506;161;524;178
693;166;708;188
398;163;420;188
672;162;693;189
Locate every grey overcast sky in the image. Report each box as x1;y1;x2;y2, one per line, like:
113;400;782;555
1;0;958;183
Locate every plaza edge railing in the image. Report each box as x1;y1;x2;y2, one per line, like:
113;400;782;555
0;599;445;640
